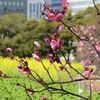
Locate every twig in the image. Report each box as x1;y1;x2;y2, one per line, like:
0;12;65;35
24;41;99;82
41;60;54;82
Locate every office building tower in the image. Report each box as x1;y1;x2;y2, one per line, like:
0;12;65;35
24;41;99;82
0;0;62;19
0;0;27;16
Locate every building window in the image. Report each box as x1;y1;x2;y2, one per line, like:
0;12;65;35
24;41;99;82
4;1;7;6
8;1;11;6
12;2;15;6
0;1;3;5
12;8;15;11
21;9;24;12
17;9;19;11
0;6;2;9
21;2;24;6
8;7;11;11
17;2;20;6
4;7;7;11
33;3;35;11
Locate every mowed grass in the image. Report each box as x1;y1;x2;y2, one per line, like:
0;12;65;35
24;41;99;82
0;56;98;100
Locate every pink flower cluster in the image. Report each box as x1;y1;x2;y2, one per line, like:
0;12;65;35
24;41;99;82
81;60;94;78
44;25;64;51
32;41;41;62
42;0;69;22
17;59;31;75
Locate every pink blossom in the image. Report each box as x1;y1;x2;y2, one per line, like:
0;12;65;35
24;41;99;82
44;36;51;45
6;47;13;53
41;97;47;100
89;50;94;54
50;39;63;51
60;0;69;9
57;25;64;34
83;71;90;78
96;45;100;52
32;51;41;62
17;64;25;72
79;41;84;47
90;37;94;41
34;41;41;48
56;39;63;49
47;53;60;63
27;88;34;95
23;68;31;75
43;4;52;11
48;12;55;20
59;64;68;72
92;25;96;31
55;13;64;22
89;68;94;75
77;46;82;51
83;68;94;78
81;60;92;69
50;39;57;50
44;15;51;21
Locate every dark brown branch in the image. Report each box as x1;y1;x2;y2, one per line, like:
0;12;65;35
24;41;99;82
41;60;54;82
93;0;100;15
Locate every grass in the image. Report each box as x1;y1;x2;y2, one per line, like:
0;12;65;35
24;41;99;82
0;56;99;100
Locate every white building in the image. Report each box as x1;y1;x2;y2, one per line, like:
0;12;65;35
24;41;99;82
27;0;43;19
68;0;100;14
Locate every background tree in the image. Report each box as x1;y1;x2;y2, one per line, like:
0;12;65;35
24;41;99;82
75;4;100;73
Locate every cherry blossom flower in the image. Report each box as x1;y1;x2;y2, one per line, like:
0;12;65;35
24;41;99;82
27;88;34;95
6;47;13;53
43;4;52;11
44;35;51;45
32;51;41;62
34;41;41;48
81;60;92;69
55;13;64;22
59;64;68;72
96;44;100;52
47;53;60;63
57;25;64;34
60;0;69;9
83;68;94;78
17;64;25;72
48;12;55;20
79;41;84;47
41;97;47;100
50;39;63;51
44;15;51;21
23;67;31;75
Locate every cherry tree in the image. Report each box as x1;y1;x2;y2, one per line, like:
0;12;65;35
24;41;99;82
0;0;100;100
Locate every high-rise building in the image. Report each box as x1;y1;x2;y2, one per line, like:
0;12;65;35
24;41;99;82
27;0;43;19
0;0;62;19
68;0;100;13
0;0;27;16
